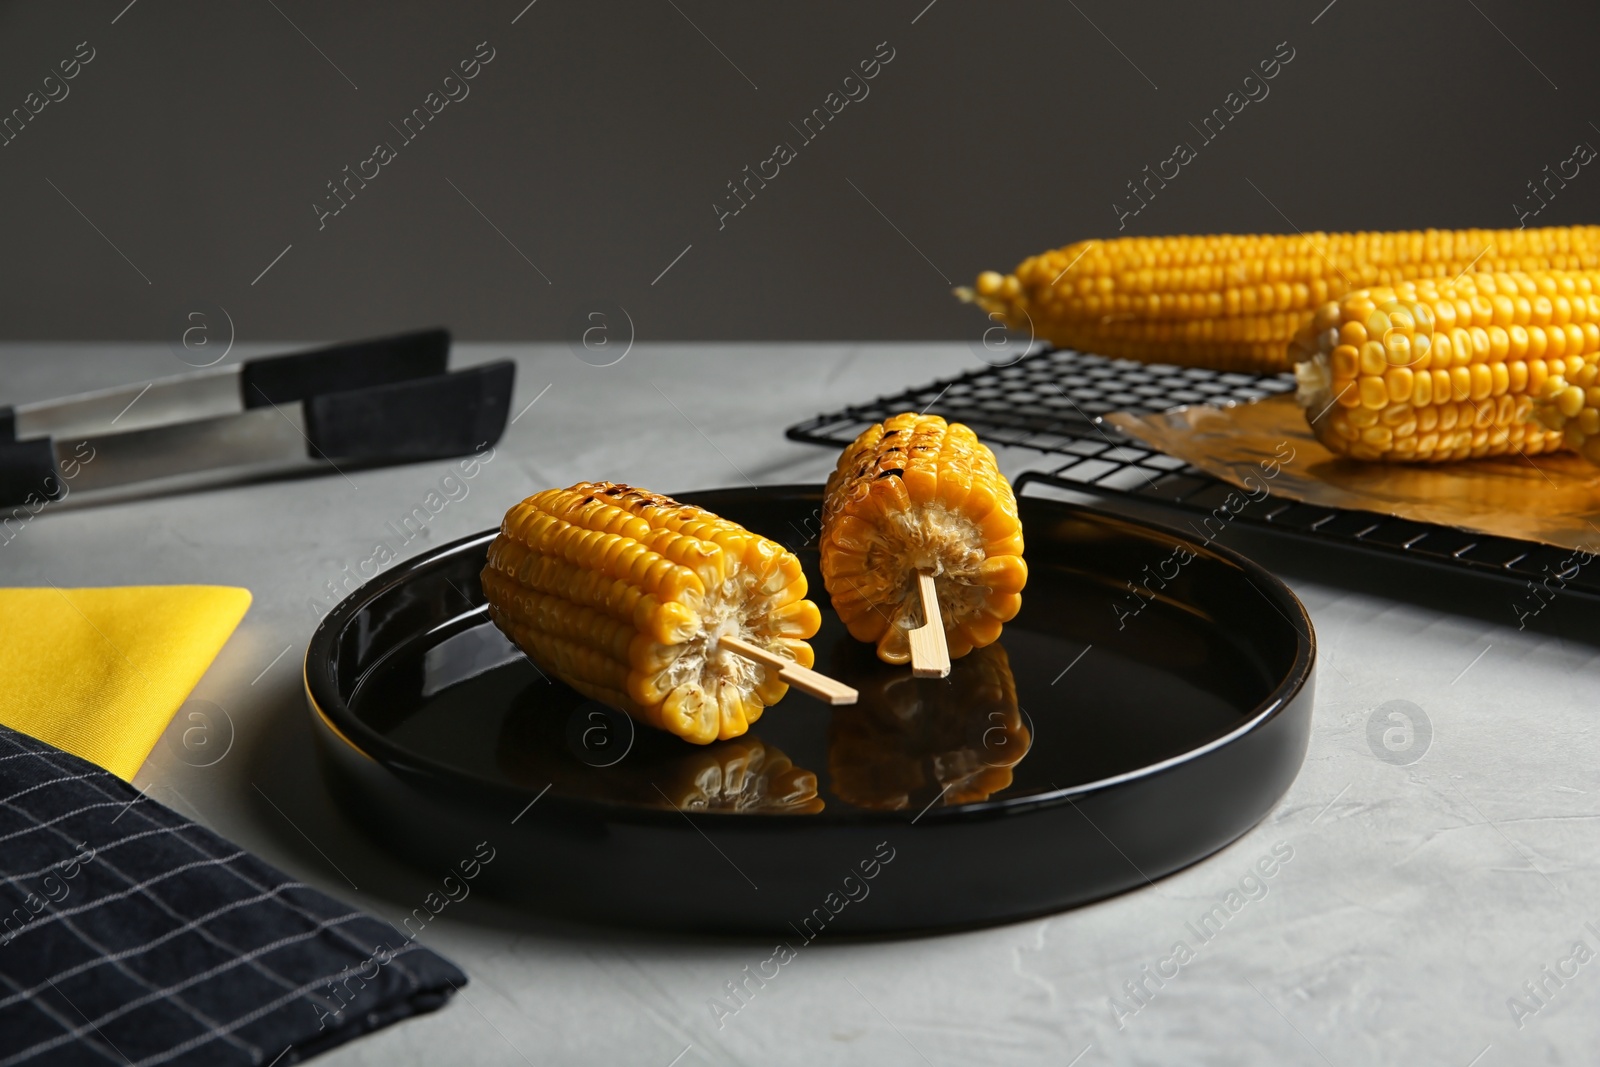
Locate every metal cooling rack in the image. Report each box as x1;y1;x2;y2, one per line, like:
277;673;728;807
785;346;1600;601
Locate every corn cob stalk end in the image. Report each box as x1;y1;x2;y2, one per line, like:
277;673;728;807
1532;360;1600;464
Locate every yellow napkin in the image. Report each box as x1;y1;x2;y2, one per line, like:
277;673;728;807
0;586;252;780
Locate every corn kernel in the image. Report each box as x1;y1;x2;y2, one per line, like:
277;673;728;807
1360;342;1388;376
1382;403;1413;426
1360;377;1390;409
1411;371;1433;407
1385;367;1414;402
1528;326;1548;360
1469;363;1493;401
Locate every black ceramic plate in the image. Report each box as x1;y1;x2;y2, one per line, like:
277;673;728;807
304;485;1315;935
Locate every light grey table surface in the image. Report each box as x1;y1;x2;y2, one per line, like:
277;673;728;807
4;342;1598;1067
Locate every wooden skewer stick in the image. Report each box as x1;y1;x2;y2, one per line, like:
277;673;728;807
719;635;858;705
908;570;951;679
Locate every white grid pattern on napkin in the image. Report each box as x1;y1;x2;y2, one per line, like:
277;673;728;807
0;727;442;1067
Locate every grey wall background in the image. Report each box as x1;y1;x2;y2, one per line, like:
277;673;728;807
1;0;1599;345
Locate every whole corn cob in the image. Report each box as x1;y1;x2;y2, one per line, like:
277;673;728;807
966;227;1600;373
481;483;822;744
1290;270;1600;462
829;643;1028;810
820;414;1026;665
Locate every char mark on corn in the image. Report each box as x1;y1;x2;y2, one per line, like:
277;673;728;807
820;414;1027;665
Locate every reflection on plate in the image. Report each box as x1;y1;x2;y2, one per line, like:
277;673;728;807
658;738;823;814
829;642;1031;810
496;691;822;814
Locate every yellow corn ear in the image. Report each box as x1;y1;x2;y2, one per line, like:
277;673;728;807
1290;270;1600;462
966;227;1600;373
481;482;822;744
820;414;1026;665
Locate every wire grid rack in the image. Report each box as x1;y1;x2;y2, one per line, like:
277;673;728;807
785;346;1599;600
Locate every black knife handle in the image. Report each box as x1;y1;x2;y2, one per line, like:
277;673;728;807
0;438;61;510
240;328;451;409
301;361;515;463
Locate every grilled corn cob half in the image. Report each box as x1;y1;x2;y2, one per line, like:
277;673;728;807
1290;270;1600;462
481;483;822;744
829;643;1028;810
965;226;1600;373
820;414;1026;665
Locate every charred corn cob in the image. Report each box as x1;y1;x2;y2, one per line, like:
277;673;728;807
481;483;822;744
829;643;1027;810
966;227;1600;373
1290;270;1600;462
820;414;1026;665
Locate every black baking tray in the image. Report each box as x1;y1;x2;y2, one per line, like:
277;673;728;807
303;485;1314;935
786;346;1600;601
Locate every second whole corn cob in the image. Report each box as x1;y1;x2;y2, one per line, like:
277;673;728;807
1290;270;1600;462
966;226;1600;373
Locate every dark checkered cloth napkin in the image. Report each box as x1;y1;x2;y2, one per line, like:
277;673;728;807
0;724;466;1066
